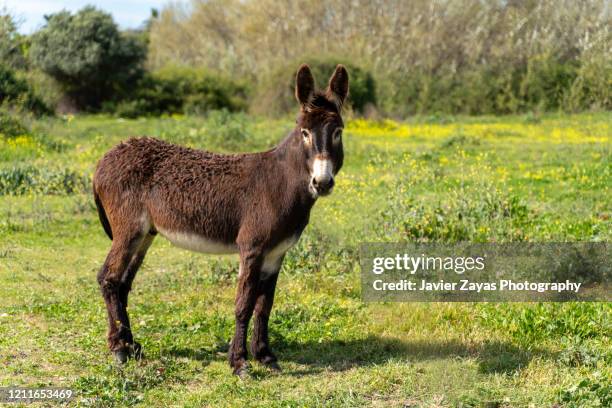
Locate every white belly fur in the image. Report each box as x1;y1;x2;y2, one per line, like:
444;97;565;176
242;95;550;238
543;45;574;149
158;227;298;279
261;236;298;279
157;228;237;254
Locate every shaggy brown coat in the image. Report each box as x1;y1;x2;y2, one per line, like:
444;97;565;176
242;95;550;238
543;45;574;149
93;64;349;376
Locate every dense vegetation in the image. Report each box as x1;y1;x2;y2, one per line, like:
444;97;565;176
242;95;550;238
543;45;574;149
150;0;611;116
0;113;610;406
0;65;49;115
108;66;250;118
1;1;611;118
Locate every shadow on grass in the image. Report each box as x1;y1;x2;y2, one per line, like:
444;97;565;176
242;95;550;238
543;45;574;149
277;336;546;376
166;335;549;377
165;342;229;368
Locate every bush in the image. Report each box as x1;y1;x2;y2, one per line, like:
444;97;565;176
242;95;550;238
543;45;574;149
0;110;28;138
520;53;578;112
378;54;587;116
557;372;611;407
107;66;248;118
0;65;51;115
252;57;376;116
23;70;64;113
564;38;612;112
29;6;146;110
0;12;27;69
156;66;248;114
378;179;530;243
111;99;154;119
0;166;89;195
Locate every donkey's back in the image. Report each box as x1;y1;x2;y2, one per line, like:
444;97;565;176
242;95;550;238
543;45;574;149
95;136;252;201
94;137;259;247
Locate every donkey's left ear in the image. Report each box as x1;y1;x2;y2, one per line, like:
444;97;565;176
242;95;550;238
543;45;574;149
326;64;349;109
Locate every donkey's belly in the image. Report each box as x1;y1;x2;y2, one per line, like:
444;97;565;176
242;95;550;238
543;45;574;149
157;227;238;254
259;235;299;278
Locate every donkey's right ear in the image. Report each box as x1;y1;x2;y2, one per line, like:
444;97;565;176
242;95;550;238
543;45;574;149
295;64;315;106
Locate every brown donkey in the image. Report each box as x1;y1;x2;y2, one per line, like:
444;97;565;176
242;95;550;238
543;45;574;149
93;64;348;376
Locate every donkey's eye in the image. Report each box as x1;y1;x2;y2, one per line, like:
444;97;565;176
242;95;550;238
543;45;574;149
333;128;343;142
301;128;311;143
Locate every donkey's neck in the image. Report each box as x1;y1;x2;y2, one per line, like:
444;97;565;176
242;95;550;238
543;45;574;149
268;129;314;203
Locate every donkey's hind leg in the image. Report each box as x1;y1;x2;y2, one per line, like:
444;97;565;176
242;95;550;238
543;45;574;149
97;226;151;363
116;233;155;361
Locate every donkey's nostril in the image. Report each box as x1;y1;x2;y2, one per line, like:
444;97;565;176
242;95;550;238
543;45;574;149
313;177;334;195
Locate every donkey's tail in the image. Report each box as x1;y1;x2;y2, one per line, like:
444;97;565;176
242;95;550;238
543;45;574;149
93;187;113;240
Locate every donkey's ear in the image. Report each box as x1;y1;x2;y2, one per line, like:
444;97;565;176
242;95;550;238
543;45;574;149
295;64;315;106
326;64;349;108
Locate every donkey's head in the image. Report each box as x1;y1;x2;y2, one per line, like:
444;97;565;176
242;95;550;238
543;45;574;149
295;64;349;198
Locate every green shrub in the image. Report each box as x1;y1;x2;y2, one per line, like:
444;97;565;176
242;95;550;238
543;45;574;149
0;111;28;138
0;166;89;195
156;66;248;114
0;65;51;115
107;66;248;118
252;57;376;116
557;372;611;408
110;99;153;119
378;181;530;243
378;55;587;116
29;6;146;110
558;337;610;368
0;12;27;69
520;53;578;111
564;42;612;112
23;70;64;113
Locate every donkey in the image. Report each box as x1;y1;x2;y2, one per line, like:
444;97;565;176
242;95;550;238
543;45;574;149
93;64;348;376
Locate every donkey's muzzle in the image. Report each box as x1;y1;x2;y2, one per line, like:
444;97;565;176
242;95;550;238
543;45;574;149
311;176;335;196
311;156;335;197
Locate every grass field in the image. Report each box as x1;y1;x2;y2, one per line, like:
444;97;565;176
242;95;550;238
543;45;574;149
0;112;610;407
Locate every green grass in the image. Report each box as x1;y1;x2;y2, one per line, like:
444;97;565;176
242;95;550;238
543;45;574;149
0;112;610;407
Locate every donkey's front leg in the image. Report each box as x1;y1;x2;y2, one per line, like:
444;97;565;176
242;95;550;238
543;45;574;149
251;271;280;370
229;247;262;377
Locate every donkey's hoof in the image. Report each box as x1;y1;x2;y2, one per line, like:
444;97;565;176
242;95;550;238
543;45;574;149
232;363;251;380
265;361;282;372
113;349;129;364
113;342;143;364
257;355;281;371
130;341;143;360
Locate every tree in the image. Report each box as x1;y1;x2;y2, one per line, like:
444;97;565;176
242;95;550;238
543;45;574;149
29;6;146;110
0;9;26;69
